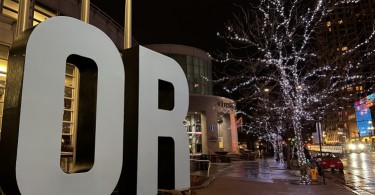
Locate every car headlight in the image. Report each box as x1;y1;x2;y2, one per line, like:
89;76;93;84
358;144;365;149
349;144;356;150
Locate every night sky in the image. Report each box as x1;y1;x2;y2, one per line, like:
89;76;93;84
90;0;237;52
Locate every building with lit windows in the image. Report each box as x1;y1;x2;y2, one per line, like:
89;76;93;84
146;44;239;155
322;0;375;144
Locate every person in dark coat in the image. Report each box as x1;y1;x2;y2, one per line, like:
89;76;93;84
304;147;311;163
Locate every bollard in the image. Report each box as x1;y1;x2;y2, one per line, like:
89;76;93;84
310;168;318;182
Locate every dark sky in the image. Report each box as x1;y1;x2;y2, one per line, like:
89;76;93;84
91;0;236;52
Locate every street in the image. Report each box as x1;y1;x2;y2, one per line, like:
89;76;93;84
323;152;375;195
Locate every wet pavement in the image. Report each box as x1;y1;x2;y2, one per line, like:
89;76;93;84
324;152;375;195
191;158;357;195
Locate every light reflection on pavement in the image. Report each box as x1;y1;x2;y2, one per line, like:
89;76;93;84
325;152;375;195
225;160;273;183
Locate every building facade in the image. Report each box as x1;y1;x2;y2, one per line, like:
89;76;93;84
146;44;239;155
0;0;239;181
321;0;375;145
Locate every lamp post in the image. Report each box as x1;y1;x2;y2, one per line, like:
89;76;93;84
317;121;325;184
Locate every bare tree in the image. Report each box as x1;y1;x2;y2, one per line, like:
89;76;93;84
213;0;375;183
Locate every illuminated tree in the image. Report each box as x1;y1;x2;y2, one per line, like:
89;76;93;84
213;0;375;183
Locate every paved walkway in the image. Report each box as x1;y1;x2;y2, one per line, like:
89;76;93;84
191;158;357;195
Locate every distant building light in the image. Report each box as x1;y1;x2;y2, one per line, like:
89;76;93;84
338;20;343;24
342;46;348;51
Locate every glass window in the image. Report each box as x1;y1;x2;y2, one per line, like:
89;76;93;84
187;56;192;65
0;45;8;141
61;64;79;173
33;4;56;26
193;56;199;66
3;0;18;19
200;63;204;76
185;113;202;154
3;0;55;26
187;56;193;75
194;66;199;76
203;61;208;77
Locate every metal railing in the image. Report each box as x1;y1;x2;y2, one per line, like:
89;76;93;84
308;145;344;154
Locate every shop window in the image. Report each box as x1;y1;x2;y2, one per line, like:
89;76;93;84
185;113;202;154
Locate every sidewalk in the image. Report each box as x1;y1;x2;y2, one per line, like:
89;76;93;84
191;158;357;195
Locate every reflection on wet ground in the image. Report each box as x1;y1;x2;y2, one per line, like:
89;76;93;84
225;159;273;183
192;159;357;195
325;152;375;195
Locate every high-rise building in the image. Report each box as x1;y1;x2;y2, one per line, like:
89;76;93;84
322;0;375;144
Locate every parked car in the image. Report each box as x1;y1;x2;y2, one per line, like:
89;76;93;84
311;152;344;174
346;142;366;153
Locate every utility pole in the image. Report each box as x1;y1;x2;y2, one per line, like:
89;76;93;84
317;122;325;184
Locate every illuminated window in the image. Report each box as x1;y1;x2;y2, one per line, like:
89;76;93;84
3;0;56;26
326;21;331;27
347;87;353;92
342;46;348;51
338;20;343;24
355;86;363;91
0;45;9;141
61;64;79;173
185;113;202;154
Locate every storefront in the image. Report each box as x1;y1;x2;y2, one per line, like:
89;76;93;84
187;94;239;154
